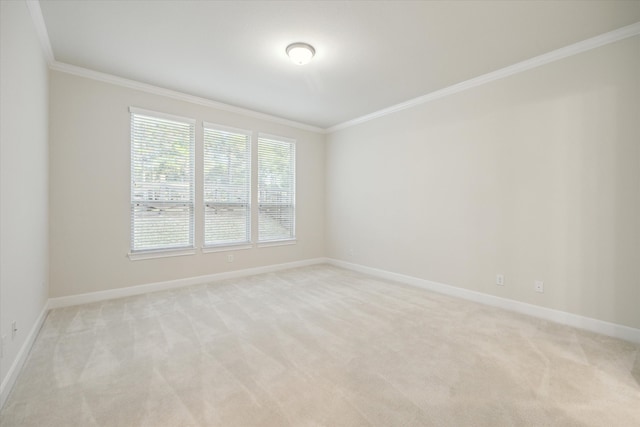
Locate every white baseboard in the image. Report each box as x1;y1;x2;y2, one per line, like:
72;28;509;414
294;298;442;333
327;258;640;344
1;258;327;410
48;257;328;309
0;302;49;410
3;256;635;413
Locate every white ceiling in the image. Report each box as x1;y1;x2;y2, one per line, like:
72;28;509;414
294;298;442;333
39;0;640;129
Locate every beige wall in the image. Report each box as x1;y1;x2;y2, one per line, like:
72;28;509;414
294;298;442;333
32;19;640;333
49;71;325;297
0;1;50;389
326;36;640;329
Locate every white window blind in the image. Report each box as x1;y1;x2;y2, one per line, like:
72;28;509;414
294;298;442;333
130;108;195;252
203;123;251;247
258;134;296;242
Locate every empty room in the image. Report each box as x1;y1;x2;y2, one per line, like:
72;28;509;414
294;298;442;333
1;0;639;425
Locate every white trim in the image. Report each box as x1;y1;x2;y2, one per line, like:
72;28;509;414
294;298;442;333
25;0;54;64
327;258;640;344
258;132;297;145
33;12;638;135
4;258;637;410
127;248;197;261
129;106;196;124
42;20;640;134
257;239;297;248
327;22;640;133
48;258;328;309
0;258;327;407
49;61;325;134
0;302;49;410
203;121;252;137
202;243;253;253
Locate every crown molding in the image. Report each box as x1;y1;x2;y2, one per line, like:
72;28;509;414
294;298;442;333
27;0;638;136
49;61;325;134
327;21;640;133
25;0;54;64
28;0;323;133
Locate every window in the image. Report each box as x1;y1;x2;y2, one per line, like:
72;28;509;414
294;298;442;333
130;107;195;254
258;134;296;242
203;123;251;247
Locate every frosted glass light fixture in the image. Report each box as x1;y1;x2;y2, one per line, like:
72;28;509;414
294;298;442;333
286;42;315;65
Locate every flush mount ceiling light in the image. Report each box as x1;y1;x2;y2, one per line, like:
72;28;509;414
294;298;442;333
286;42;315;65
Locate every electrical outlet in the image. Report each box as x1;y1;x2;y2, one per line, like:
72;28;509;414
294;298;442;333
534;280;544;293
227;254;234;263
0;335;5;358
496;274;504;286
348;248;355;257
11;321;17;340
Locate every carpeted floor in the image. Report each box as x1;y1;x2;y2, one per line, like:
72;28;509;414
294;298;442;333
1;264;639;426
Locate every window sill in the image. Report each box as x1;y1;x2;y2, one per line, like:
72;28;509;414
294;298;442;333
128;247;196;261
257;239;297;248
202;243;253;253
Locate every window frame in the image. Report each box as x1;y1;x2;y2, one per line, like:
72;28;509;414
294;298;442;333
202;122;252;250
128;107;196;260
257;133;297;244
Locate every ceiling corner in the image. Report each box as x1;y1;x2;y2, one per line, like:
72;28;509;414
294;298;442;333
25;0;55;64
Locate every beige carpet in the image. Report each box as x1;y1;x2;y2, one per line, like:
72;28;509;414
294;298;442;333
1;265;639;426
